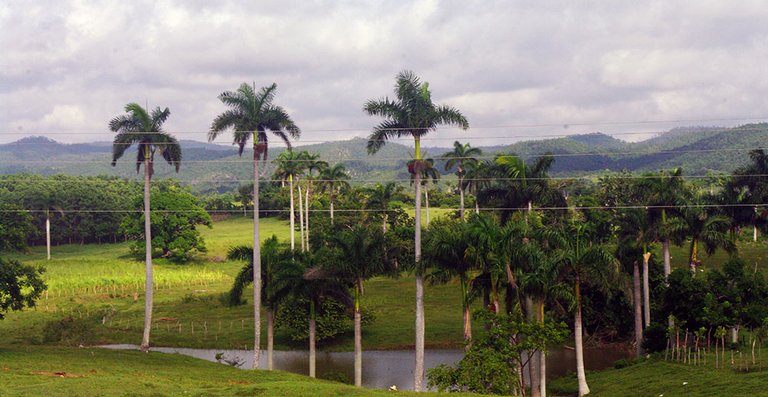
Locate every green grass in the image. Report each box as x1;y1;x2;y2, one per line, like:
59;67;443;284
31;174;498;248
549;355;768;396
0;215;474;350
0;346;481;397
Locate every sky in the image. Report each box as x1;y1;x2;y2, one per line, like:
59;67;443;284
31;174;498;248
2;0;768;147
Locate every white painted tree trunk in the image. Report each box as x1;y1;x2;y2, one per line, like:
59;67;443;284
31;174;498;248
663;239;671;280
298;184;305;252
575;281;590;396
475;201;480;215
754;225;758;242
289;176;295;252
330;195;335;224
140;157;153;352
253;152;262;369
45;215;51;260
414;170;425;392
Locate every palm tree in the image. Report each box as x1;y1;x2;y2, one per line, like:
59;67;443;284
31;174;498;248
274;150;306;252
442;141;482;220
29;186;62;260
364;182;407;232
110;102;181;352
302;153;328;250
327;225;393;387
464;160;493;214
318;164;351;224
639;169;688;280
226;236;298;370
288;252;352;379
365;70;469;392
680;198;736;272
209;82;300;368
547;220;618;397
423;218;474;342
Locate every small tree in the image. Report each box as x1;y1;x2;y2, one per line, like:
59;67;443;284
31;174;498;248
427;310;567;396
0;258;46;320
0;204;34;251
121;189;212;262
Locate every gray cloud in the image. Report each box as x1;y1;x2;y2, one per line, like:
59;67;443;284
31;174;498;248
1;0;767;146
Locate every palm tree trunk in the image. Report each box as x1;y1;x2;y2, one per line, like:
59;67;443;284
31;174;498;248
253;149;263;369
45;212;51;260
475;200;480;215
528;297;541;397
663;239;671;279
459;170;464;221
289;175;295;252
330;191;335;224
298;184;305;252
425;187;430;227
140;156;153;352
643;252;651;328
305;185;310;251
461;276;471;342
633;261;643;357
539;301;547;397
309;300;316;378
267;308;274;370
414;153;426;392
354;280;362;387
574;278;590;396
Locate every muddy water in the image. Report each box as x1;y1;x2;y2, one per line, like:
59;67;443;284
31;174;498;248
101;344;629;390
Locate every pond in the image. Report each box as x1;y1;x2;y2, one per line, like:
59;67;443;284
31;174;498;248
101;344;630;390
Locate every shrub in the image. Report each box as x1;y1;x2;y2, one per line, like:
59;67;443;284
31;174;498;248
42;316;94;346
642;322;668;353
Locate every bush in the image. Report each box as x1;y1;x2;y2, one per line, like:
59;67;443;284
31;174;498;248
642;322;668;353
320;371;352;384
42;316;94;346
276;298;375;342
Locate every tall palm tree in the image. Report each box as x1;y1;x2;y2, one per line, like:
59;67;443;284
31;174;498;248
209;82;300;368
288;252;352;379
327;225;393;387
423;218;475;342
464;160;493;214
364;182;407;232
274;150;306;252
442;141;482;220
639;168;688;280
318;164;351;224
546;221;618;397
302;153;328;250
226;236;299;371
110;102;181;353
365;70;469;391
680;198;736;272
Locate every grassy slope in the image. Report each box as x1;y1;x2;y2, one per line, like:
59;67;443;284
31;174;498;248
0;346;481;397
550;357;768;397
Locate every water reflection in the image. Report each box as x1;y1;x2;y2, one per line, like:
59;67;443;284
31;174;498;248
101;344;629;390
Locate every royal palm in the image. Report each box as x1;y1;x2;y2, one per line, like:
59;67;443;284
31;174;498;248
365;70;468;391
209;82;300;368
110;103;181;352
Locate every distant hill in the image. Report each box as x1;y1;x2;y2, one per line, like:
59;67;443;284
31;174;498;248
2;124;767;192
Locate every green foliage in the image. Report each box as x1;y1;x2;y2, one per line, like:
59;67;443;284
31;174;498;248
41;316;95;345
427;310;568;394
0;204;34;251
275;297;374;342
319;371;352;384
121;188;212;262
642;322;668;353
0;257;46;320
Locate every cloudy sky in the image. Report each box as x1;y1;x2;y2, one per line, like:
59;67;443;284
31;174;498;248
2;0;768;146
